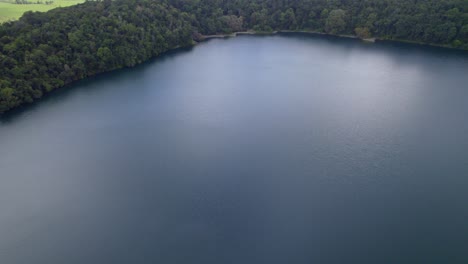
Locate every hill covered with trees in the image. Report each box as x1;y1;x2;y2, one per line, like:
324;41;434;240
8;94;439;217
1;0;467;113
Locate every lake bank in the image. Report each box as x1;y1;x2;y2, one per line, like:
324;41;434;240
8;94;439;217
1;28;466;115
200;30;462;50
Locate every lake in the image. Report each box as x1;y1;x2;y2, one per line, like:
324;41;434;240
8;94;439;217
1;34;468;263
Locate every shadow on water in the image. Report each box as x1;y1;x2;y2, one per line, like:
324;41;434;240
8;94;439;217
0;45;195;124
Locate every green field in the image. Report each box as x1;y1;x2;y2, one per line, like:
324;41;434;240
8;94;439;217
0;0;84;23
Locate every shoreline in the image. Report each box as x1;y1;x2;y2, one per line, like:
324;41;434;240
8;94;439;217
201;30;360;40
1;29;465;115
200;30;461;50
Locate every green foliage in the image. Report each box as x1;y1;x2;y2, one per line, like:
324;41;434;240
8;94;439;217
325;9;346;34
0;87;19;112
168;0;467;47
0;0;194;113
355;27;371;39
0;0;467;113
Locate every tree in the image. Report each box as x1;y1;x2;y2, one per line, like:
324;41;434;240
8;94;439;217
325;9;346;34
222;15;244;32
355;27;371;39
280;8;297;30
97;46;113;68
0;88;19;112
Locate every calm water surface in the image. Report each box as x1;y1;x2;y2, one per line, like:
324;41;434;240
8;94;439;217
1;34;468;263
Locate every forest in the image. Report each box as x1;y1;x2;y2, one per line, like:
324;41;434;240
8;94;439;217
0;0;467;113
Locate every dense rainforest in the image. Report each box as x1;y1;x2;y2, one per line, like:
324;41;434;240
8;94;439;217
0;0;467;113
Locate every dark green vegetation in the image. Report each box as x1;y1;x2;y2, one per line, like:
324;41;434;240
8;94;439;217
1;0;467;113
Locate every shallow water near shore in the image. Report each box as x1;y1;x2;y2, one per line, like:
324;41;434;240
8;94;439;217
1;34;468;263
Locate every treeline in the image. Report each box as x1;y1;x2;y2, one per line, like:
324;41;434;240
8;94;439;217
168;0;468;46
0;0;467;113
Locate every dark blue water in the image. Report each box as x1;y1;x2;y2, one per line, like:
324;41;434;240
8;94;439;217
1;34;468;263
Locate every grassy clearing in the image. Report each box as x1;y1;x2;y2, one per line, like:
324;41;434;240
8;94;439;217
0;0;84;23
